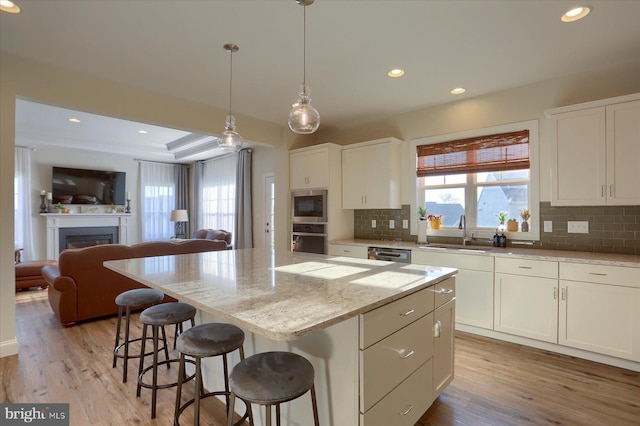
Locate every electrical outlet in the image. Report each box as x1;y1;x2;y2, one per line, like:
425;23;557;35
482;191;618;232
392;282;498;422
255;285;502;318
544;221;553;232
389;220;395;229
568;221;589;234
371;220;376;228
402;219;408;229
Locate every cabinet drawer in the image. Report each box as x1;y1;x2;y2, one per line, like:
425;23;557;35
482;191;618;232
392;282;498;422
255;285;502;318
360;358;433;426
433;277;455;308
360;314;433;412
495;257;558;279
360;287;434;349
413;250;494;272
560;262;640;288
328;244;368;259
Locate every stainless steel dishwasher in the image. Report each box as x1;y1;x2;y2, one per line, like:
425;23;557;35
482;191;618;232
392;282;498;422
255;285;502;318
367;246;411;263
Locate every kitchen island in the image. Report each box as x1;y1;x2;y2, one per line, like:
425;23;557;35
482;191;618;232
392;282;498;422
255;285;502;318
104;248;457;426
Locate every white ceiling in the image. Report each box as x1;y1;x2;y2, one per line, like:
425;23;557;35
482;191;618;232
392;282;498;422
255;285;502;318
3;0;640;162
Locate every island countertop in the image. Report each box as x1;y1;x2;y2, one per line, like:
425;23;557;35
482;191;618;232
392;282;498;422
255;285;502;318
104;248;457;341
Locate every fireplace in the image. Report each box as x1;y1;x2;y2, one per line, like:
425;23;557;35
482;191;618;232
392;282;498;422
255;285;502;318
59;226;119;252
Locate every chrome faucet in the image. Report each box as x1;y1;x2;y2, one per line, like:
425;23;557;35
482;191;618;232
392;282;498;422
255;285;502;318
458;214;472;246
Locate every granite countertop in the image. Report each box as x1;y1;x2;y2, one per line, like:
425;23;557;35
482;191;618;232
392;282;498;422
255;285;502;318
331;239;640;268
104;248;457;341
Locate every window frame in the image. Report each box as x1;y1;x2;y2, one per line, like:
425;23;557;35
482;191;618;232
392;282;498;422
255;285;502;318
409;120;540;241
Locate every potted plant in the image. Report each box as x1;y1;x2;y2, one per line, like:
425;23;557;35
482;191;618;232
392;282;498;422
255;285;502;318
427;213;442;230
520;208;531;232
53;202;64;213
495;211;508;231
417;206;428;220
507;218;519;232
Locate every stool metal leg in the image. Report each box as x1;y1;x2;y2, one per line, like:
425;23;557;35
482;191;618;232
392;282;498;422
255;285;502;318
136;324;148;397
174;353;186;425
310;384;320;426
194;357;202;426
122;306;131;382
266;404;272;426
151;324;159;419
113;305;123;368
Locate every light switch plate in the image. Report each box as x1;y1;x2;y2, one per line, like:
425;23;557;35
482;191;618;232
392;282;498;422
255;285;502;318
371;220;376;228
544;221;553;232
568;220;589;234
402;219;408;228
389;220;395;229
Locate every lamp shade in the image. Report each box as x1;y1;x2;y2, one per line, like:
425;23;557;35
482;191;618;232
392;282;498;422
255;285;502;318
170;209;189;222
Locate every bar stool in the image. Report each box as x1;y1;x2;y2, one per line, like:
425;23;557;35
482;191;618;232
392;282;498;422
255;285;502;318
174;322;248;426
112;288;165;383
137;302;197;419
227;351;320;426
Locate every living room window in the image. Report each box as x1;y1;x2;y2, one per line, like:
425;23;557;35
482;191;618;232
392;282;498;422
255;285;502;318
140;162;177;241
199;154;237;234
411;120;539;239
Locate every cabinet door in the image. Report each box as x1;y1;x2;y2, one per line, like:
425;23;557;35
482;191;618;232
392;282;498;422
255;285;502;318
327;243;368;259
550;107;606;205
559;280;640;362
290;148;329;189
342;147;367;209
433;299;455;398
455;269;494;329
606;100;640;205
494;273;558;343
363;143;394;208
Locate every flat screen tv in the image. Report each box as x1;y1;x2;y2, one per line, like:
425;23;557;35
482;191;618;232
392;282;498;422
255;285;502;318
52;166;126;205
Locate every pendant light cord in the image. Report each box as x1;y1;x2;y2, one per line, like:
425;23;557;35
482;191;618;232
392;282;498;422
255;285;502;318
303;4;306;86
229;49;233;116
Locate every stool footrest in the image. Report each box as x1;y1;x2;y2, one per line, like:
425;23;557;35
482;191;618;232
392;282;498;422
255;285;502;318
175;390;249;426
113;336;167;360
137;359;196;391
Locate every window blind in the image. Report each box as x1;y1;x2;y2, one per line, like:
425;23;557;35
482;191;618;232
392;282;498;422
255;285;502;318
416;130;530;177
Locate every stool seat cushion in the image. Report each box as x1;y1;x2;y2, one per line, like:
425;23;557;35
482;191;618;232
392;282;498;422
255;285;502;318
230;351;315;405
140;302;196;326
176;323;244;357
115;288;165;307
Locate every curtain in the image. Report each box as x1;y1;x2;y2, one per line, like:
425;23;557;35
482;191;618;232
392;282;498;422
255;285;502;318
15;147;35;260
201;154;237;246
174;164;189;236
234;149;253;249
192;161;203;230
139;161;177;241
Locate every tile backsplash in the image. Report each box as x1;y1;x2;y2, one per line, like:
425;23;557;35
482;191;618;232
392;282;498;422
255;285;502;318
354;202;640;255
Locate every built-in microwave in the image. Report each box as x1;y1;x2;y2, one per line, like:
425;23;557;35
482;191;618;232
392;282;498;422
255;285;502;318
291;189;328;223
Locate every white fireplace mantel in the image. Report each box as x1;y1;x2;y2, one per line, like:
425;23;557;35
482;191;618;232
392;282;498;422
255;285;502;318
43;213;131;260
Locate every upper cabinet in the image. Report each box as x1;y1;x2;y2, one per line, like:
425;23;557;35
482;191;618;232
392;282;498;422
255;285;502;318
548;95;640;206
342;138;402;209
290;146;330;190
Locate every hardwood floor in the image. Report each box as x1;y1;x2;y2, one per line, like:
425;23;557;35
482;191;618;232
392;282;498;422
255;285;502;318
2;289;639;426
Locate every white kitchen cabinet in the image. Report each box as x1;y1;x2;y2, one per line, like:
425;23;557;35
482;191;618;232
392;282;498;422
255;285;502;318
494;257;559;343
413;250;494;329
328;243;368;259
549;96;640;206
342;138;402;209
290;146;330;190
559;262;640;362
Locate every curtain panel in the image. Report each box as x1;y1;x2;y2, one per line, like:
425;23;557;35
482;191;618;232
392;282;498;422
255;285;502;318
15;147;35;260
234;149;253;249
139;161;177;241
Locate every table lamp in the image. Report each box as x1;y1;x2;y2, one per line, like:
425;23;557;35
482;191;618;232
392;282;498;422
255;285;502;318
170;209;189;239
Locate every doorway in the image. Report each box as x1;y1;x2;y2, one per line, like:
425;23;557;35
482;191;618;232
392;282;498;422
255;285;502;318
263;173;275;249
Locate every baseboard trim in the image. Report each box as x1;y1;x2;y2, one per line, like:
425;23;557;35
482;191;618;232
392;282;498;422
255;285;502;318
0;338;19;358
455;323;640;372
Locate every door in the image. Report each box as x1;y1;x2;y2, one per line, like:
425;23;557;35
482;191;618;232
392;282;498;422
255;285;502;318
263;173;274;249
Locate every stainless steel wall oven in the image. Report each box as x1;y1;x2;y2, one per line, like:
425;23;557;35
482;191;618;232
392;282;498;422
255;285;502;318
291;223;327;255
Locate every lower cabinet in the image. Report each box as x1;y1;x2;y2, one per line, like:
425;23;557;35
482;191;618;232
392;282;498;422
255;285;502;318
559;262;640;362
433;299;455;398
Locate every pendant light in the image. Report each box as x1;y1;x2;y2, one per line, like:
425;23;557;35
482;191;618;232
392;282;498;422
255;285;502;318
217;43;243;152
288;0;320;134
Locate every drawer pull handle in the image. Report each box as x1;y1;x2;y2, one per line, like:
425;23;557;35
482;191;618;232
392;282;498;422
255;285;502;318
402;309;415;317
439;288;453;294
400;405;414;416
518;266;533;269
434;320;442;338
400;350;415;359
589;272;607;276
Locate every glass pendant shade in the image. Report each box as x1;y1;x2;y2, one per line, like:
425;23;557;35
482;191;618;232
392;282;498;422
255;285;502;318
217;115;243;152
288;84;320;134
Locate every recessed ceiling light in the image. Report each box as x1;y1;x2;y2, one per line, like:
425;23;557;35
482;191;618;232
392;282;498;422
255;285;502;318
68;118;81;123
138;130;148;134
387;69;405;78
0;0;21;13
450;87;466;95
561;5;592;22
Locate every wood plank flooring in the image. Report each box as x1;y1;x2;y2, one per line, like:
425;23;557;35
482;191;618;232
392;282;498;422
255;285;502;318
2;288;639;426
